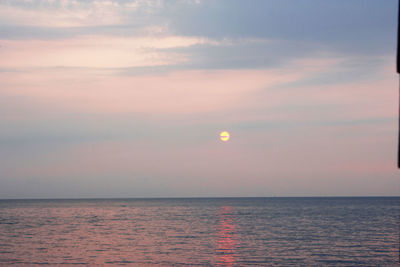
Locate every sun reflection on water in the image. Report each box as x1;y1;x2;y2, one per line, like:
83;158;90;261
216;206;238;266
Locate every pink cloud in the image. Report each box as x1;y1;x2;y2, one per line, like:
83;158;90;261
0;68;298;114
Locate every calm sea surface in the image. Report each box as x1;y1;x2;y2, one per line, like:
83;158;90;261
0;197;398;266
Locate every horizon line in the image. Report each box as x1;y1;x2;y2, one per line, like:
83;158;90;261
0;195;399;201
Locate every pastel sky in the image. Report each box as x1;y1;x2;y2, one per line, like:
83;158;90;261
0;0;399;198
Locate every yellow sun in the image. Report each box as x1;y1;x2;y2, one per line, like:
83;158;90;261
220;131;230;142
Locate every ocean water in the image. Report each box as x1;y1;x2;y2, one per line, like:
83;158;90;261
0;197;398;266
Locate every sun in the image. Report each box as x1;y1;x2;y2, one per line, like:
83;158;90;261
220;131;230;142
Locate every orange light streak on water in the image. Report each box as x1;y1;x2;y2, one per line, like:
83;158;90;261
216;206;237;266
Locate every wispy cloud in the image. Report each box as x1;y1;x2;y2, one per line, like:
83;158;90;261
0;35;217;68
0;0;142;27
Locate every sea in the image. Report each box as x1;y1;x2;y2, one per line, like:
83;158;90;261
0;197;398;266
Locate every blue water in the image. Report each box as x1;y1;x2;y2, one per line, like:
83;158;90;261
0;197;398;266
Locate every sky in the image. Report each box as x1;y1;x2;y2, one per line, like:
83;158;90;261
0;0;399;198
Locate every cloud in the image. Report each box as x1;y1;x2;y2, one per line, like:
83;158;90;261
0;35;216;68
1;0;396;56
1;0;395;74
0;55;395;143
163;0;397;55
0;67;291;116
0;0;140;27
